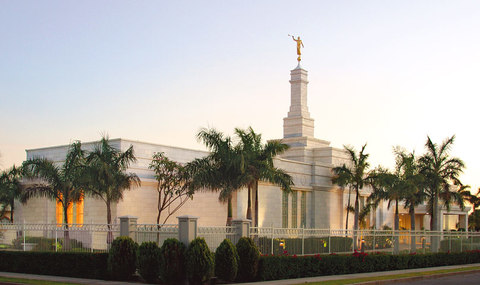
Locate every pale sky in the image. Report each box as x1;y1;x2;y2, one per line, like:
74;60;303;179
1;1;479;192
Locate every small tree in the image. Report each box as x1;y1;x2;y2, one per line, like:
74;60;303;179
149;152;194;228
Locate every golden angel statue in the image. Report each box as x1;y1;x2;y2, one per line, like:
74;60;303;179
289;35;304;62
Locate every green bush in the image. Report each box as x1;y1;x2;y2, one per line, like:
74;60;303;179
185;237;214;285
0;251;108;279
159;238;186;285
137;241;161;283
215;238;239;282
107;236;138;280
236;237;260;282
257;250;480;281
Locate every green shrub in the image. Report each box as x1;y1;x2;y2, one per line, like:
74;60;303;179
107;236;138;280
215;238;239;282
236;237;260;282
257;250;480;281
137;241;161;283
185;237;214;285
0;251;108;279
159;238;186;285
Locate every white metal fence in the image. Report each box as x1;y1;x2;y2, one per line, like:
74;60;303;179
250;227;480;256
2;220;480;255
134;224;178;245
0;221;119;252
197;226;236;252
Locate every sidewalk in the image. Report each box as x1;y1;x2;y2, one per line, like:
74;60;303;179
1;263;480;285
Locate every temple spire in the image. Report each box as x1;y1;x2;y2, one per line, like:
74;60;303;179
283;65;315;138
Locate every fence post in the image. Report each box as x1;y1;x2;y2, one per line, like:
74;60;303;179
119;215;138;242
328;229;331;254
301;227;305;256
55;229;58;252
232;219;251;241
373;230;376;252
271;224;274;255
23;220;26;252
177;215;198;246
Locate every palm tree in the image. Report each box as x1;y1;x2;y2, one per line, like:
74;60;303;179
235;127;293;227
395;150;426;252
418;135;465;251
83;136;140;244
332;144;370;250
0;166;22;222
21;141;85;248
369;167;405;253
188;128;247;226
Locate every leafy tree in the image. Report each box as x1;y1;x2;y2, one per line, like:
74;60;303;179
83;136;140;244
188;128;245;225
235;127;293;227
332;144;370;249
0;166;22;222
149;152;194;226
21;141;85;248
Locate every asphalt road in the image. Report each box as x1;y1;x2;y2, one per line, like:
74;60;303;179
394;271;480;285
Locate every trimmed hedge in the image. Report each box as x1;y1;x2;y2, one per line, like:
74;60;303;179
215;238;239;282
185;237;214;285
159;238;186;285
257;250;480;281
0;251;108;279
236;237;260;282
107;236;138;280
137;241;161;283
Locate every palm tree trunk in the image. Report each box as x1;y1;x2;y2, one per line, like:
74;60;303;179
394;200;399;254
254;180;259;227
106;200;113;245
353;189;359;251
346;187;351;235
63;204;70;250
226;195;233;226
10;199;14;223
432;192;440;252
246;185;252;220
410;206;416;253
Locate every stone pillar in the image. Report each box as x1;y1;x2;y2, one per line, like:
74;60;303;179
232;219;251;243
119;215;138;241
177;215;198;246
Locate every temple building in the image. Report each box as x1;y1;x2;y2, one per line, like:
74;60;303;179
15;63;469;231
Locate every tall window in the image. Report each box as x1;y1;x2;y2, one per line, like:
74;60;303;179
55;193;84;226
282;190;288;228
301;191;307;228
292;191;298;228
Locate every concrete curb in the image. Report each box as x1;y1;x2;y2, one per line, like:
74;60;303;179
355;269;480;284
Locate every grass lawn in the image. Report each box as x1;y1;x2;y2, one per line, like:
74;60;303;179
0;276;82;285
304;266;480;285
